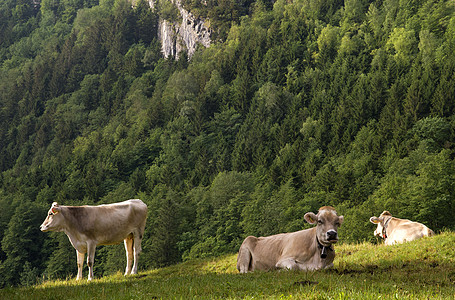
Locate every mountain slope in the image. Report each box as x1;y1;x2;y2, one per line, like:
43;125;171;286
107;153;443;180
1;0;455;287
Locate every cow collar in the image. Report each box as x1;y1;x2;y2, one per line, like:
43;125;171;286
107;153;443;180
316;237;333;259
382;217;392;239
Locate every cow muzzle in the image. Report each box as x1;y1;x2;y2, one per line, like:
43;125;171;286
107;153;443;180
40;223;49;232
326;230;338;243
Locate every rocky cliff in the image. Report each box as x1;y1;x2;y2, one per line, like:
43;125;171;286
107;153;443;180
153;0;212;59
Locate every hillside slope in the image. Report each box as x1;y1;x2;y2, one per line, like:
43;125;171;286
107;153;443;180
1;0;455;287
1;232;455;299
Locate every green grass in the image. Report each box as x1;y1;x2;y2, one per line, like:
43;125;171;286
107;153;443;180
2;232;455;299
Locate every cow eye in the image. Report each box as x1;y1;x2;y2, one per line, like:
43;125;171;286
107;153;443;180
48;212;53;216
318;220;323;224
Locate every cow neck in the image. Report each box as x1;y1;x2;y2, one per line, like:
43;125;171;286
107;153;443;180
316;236;333;259
59;207;88;252
382;217;392;239
60;207;79;235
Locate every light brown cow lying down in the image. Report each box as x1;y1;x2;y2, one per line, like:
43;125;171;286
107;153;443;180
370;211;434;245
40;199;147;280
237;206;344;273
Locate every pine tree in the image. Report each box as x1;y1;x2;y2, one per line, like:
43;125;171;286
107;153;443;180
0;199;47;287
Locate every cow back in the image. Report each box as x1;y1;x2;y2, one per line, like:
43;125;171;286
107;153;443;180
62;199;147;245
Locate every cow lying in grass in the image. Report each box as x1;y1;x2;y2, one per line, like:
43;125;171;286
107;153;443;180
237;206;344;272
370;211;434;245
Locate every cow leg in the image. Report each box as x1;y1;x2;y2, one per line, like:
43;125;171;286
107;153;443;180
132;233;142;274
76;250;85;280
124;237;134;275
86;242;96;281
276;258;299;270
237;246;252;273
324;262;334;269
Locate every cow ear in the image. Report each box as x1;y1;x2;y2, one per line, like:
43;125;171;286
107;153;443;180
51;202;60;214
338;215;344;226
370;217;382;224
304;212;318;225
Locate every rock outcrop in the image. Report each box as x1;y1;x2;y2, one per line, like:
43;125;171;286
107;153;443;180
155;0;211;59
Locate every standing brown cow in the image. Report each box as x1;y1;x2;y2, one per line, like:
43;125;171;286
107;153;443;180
40;199;147;280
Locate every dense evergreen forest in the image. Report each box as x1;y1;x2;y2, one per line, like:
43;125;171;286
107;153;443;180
1;0;455;287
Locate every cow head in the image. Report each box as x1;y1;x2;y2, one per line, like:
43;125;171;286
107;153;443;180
40;202;64;232
370;211;392;238
304;206;344;246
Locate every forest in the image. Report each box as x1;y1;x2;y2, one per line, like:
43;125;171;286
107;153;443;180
0;0;455;288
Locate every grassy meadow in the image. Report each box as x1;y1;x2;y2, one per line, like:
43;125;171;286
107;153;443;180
1;232;455;299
